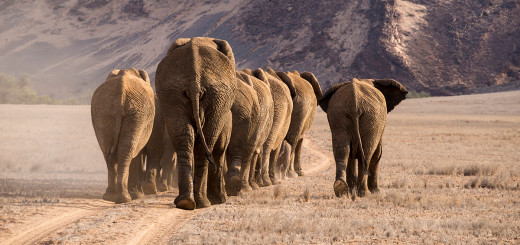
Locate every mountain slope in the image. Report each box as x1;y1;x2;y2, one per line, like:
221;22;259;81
0;0;519;98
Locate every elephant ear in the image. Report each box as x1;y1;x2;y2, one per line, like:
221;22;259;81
319;81;351;113
237;71;253;86
251;68;269;86
138;69;150;83
213;39;235;67
106;69;120;80
167;38;190;54
371;79;408;113
275;71;297;99
300;72;323;103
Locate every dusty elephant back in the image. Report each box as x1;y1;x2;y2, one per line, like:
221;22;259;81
91;68;155;157
239;69;274;149
156;37;235;94
277;71;320;145
327;80;387;118
262;70;293;150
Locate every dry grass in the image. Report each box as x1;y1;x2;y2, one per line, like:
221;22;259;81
1;91;520;243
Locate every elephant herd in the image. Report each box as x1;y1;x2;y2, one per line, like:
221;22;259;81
91;37;408;210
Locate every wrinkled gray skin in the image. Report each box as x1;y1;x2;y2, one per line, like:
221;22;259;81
91;68;155;204
240;69;274;190
319;78;407;198
275;71;322;179
277;140;292;180
254;68;293;187
155;37;236;210
143;96;177;195
225;72;261;196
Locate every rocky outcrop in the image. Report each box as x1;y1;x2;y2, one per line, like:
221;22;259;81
0;0;519;98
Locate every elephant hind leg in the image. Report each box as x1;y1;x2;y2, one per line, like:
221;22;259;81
103;151;118;202
114;120;149;204
207;130;229;205
268;146;282;185
331;127;351;198
294;138;305;176
368;143;382;193
249;152;260;190
225;157;242;196
128;151;145;200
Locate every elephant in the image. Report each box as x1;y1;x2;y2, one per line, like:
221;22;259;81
143;96;177;195
237;68;274;191
155;37;236;210
277;140;292;180
251;68;293;187
91;68;155;204
318;78;407;198
225;71;262;196
275;70;323;180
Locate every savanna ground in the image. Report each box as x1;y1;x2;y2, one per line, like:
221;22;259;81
0;91;519;244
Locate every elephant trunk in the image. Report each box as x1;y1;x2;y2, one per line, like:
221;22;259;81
189;43;216;171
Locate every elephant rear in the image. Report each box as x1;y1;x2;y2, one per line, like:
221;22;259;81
91;68;155;204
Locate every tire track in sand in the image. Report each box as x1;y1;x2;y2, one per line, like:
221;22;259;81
127;136;333;244
4;200;110;245
302;138;334;175
127;208;202;245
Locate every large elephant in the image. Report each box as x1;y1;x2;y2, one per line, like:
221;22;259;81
238;68;274;190
91;68;155;204
155;37;236;210
143;96;177;195
253;68;293;187
225;72;261;196
319;78;407;198
275;71;322;179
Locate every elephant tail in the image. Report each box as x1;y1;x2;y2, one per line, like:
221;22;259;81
108;115;122;165
351;115;367;174
190;43;216;170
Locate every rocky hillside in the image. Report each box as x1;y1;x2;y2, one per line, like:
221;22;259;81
0;0;519;98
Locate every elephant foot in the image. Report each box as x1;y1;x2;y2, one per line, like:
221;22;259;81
115;192;132;204
249;181;260;190
143;182;157;195
226;176;241;196
357;187;369;198
369;186;380;194
270;177;281;185
258;175;272;187
195;196;212;209
240;182;253;193
334;180;349;198
129;190;144;200
287;170;299;178
157;182;169;192
208;192;227;205
175;196;196;210
102;191;117;202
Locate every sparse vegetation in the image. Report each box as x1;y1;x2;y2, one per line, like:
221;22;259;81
1;91;519;243
0;73;91;105
406;90;431;98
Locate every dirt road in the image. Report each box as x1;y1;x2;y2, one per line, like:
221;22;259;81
1;90;519;243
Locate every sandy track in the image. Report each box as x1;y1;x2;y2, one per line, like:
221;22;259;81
127;208;202;245
301;138;334;175
4;200;112;245
127;137;332;244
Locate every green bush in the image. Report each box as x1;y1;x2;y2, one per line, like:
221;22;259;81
406;90;431;99
0;73;91;105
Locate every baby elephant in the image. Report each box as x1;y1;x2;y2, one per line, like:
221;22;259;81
91;68;155;204
319;78;407;198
